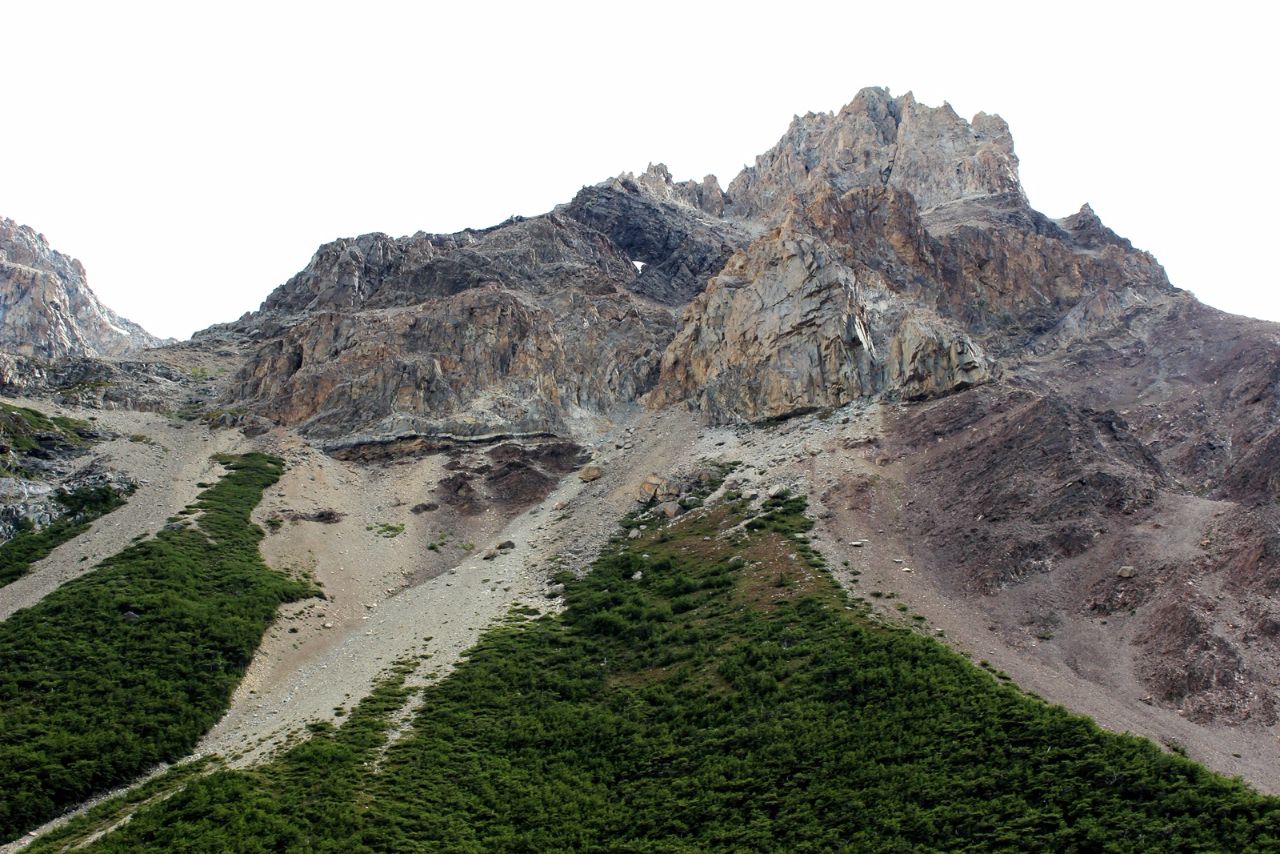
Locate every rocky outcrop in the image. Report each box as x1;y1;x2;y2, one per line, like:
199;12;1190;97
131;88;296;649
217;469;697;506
0;352;193;413
650;220;987;423
727;88;1023;223
647;89;1174;424
561;165;747;305
0;218;163;359
216;87;1181;442
221;212;678;441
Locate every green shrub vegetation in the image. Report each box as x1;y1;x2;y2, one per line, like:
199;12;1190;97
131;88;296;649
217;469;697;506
0;402;91;452
0;453;315;843
32;479;1280;851
0;485;130;588
367;522;405;538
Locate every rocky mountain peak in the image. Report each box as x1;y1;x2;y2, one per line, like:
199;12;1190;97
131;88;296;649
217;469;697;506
727;86;1025;224
621;163;727;218
0;217;164;359
214;88;1175;446
1057;202;1134;251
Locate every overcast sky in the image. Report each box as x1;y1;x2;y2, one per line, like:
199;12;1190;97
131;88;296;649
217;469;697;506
5;1;1276;339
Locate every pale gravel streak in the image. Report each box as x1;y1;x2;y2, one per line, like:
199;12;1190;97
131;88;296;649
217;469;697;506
0;400;243;621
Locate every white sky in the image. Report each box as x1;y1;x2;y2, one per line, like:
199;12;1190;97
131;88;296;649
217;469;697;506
4;1;1277;339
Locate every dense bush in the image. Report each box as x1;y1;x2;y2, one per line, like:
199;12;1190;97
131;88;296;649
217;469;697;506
0;453;314;842
41;489;1280;851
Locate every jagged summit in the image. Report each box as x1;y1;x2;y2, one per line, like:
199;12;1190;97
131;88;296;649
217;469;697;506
0;217;164;359
10;87;1280;835
728;86;1025;222
207;87;1179;442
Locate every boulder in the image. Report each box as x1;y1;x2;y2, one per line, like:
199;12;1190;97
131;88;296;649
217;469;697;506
657;501;683;519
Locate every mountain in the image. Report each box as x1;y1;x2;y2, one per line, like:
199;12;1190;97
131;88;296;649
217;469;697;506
0;217;164;359
200;85;1280;732
4;87;1280;846
199;86;1280;747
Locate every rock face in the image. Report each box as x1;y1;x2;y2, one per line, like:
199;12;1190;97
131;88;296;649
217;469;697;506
727;88;1023;222
0;218;163;359
217;212;678;442
649;207;988;423
561;164;747;305
213;86;1182;451
652;89;1173;424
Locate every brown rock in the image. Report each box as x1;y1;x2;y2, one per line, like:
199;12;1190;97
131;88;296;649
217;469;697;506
578;464;604;483
656;501;683;519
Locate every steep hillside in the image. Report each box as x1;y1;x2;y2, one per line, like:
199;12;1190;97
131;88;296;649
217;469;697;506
6;86;1280;848
0;219;163;359
28;487;1280;851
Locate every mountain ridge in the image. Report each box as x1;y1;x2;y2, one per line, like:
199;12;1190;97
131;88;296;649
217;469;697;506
0;218;165;359
4;86;1280;845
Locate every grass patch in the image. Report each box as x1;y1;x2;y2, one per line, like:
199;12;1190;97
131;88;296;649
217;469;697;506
53;483;1280;851
366;522;405;539
0;402;91;452
0;485;130;588
0;453;316;843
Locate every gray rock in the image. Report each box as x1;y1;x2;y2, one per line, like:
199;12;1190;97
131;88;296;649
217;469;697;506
0;216;166;359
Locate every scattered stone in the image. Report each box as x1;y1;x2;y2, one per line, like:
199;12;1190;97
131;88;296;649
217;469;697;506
1117;566;1136;578
410;502;439;514
767;484;788;498
322;622;334;629
482;549;498;561
630;571;643;581
497;540;515;551
657;501;683;519
628;528;642;540
638;475;681;505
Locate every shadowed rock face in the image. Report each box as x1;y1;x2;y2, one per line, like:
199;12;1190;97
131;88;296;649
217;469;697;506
561;164;748;305
0;218;163;359
888;294;1280;726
